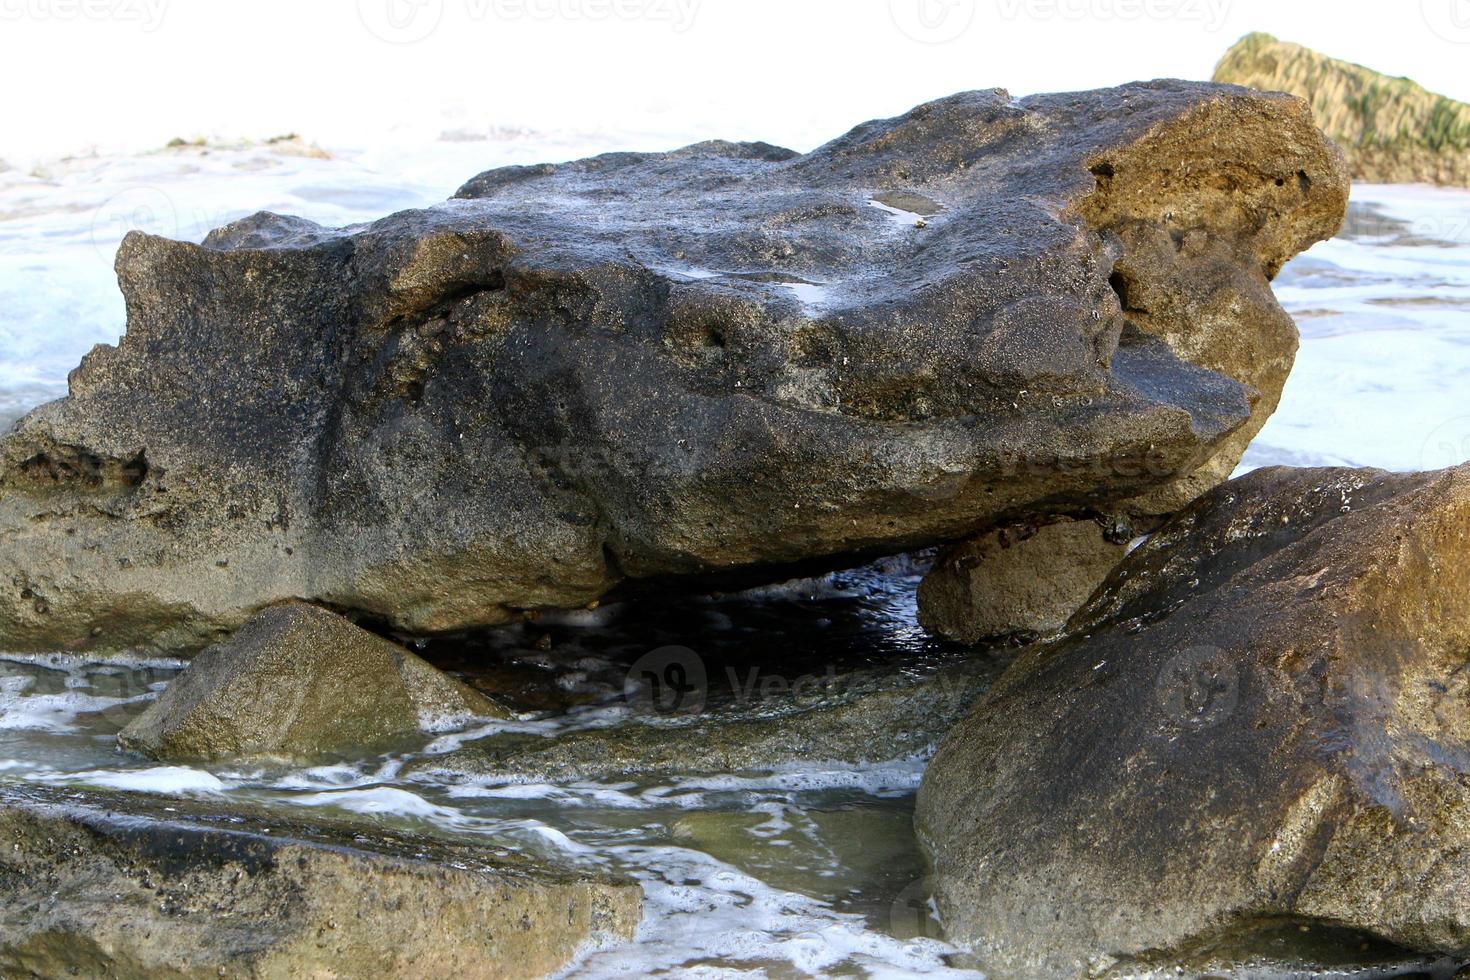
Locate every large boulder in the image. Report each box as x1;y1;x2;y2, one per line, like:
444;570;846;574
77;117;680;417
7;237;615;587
916;463;1470;979
118;602;509;761
0;81;1347;653
0;784;641;979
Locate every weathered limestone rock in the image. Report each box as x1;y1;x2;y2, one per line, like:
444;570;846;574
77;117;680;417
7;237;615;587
1215;32;1470;187
0;81;1347;653
917;518;1129;642
118;602;508;761
916;463;1470;979
0;784;641;979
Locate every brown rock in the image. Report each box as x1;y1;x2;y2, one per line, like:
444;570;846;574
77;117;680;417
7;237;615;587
118;602;509;762
917;519;1128;642
0;81;1346;654
0;784;641;979
917;464;1470;978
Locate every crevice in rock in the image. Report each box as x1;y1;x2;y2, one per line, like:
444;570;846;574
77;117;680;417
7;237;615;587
4;444;150;493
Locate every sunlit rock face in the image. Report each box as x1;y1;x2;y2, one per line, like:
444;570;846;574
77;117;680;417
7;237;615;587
0;80;1346;653
918;463;1470;980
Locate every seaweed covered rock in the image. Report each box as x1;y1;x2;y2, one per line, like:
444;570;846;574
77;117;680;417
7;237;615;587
1215;32;1470;186
118;602;508;761
0;81;1346;653
917;463;1470;979
0;784;641;979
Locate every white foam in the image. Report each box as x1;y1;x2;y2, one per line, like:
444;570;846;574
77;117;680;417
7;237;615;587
35;766;228;795
564;844;980;978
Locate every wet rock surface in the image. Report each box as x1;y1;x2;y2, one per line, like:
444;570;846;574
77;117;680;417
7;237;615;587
917;463;1470;979
0;783;642;980
420;656;999;783
0;80;1346;654
117;602;509;762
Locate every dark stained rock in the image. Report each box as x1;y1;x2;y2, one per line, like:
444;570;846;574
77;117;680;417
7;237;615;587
916;463;1470;979
0;783;641;979
917;517;1130;643
0;81;1347;653
118;602;509;762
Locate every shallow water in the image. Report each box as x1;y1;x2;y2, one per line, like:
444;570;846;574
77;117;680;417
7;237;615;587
3;139;1470;976
1;563;985;978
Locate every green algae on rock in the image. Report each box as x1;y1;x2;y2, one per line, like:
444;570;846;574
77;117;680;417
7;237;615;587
1215;32;1470;186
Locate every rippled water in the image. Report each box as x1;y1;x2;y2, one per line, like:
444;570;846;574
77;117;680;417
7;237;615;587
3;139;1470;977
1;563;986;978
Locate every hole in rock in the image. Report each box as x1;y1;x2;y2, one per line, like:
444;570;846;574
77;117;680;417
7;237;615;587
1109;267;1146;314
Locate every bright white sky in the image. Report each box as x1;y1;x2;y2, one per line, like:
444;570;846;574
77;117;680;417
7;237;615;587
2;0;1469;163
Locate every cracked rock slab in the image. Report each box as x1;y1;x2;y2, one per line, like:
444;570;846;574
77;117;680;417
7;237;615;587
0;784;641;980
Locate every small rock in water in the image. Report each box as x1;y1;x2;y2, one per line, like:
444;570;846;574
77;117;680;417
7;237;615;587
918;518;1131;643
118;602;509;762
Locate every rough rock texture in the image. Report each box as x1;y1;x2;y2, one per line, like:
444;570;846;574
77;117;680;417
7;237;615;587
0;81;1346;653
917;518;1129;642
0;784;641;979
118;602;508;761
916;463;1470;979
1215;32;1470;186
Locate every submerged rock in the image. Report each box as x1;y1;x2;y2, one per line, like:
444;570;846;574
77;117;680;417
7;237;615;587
917;463;1470;979
0;784;641;979
0;81;1346;653
118;602;508;761
1215;32;1470;187
917;518;1129;643
417;654;1003;783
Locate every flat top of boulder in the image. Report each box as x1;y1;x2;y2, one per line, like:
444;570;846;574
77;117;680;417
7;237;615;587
0;782;641;980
